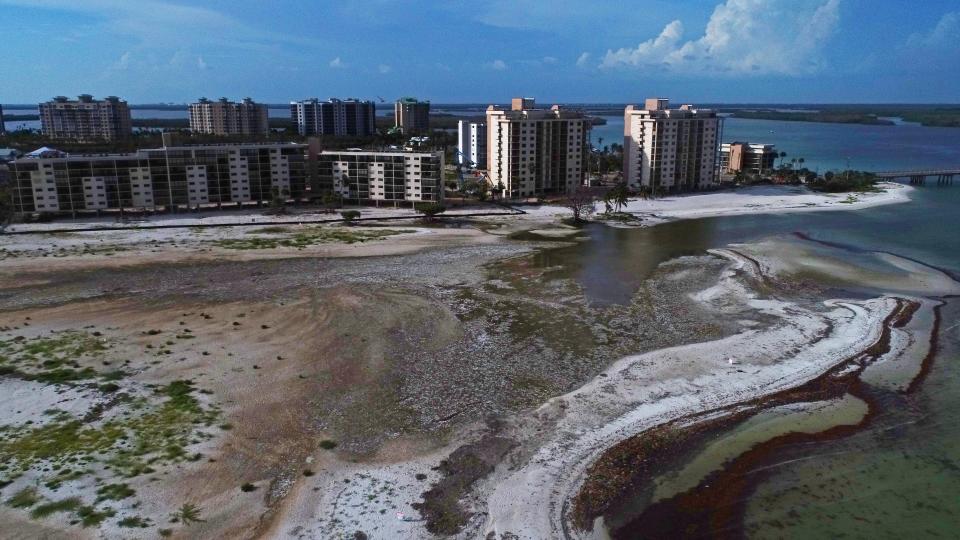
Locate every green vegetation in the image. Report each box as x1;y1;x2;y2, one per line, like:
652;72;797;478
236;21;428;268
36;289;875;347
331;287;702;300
730;110;894;125
0;331;120;384
415;202;447;221
808;170;879;193
171;503;205;525
240;482;257;492
118;515;151;528
248;226;289;234
0;380;219;479
214;227;407;250
30;497;81;519
7;489;114;527
601;182;629;214
76;505;116;527
340;210;361;224
95;483;135;502
319;439;338;450
723;105;960;128
6;487;39;508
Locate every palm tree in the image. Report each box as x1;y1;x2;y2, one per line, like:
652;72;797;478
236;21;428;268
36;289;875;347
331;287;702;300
612;181;629;212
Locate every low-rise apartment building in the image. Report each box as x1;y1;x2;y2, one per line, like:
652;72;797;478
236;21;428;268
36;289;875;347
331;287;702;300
623;98;720;193
486;97;588;199
39;95;132;140
189;97;269;136
8;143;307;214
290;98;377;137
720;142;777;174
457;120;487;169
315;150;444;204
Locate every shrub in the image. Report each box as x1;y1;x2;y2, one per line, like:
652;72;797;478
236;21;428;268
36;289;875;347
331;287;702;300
340;210;361;224
319;439;338;450
415;202;446;221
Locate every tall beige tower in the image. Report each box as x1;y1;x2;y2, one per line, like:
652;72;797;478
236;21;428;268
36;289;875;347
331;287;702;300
623;98;721;193
486;98;589;199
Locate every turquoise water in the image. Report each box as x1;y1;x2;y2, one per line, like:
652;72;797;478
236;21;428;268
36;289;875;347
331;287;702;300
591;115;960;173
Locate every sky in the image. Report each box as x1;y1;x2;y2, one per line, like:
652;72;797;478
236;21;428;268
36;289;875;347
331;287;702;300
1;0;959;104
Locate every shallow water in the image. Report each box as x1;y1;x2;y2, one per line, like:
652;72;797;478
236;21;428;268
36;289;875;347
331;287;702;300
537;185;960;537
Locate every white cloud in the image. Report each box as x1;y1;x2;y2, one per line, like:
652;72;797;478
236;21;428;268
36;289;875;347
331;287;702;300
906;12;959;49
490;59;508;70
575;52;591;68
378;64;392;74
542;56;558;65
901;11;960;69
0;0;323;52
196;56;208;70
115;51;132;70
600;0;841;76
329;56;345;69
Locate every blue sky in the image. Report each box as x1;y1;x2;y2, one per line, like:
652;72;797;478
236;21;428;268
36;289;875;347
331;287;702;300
1;0;959;104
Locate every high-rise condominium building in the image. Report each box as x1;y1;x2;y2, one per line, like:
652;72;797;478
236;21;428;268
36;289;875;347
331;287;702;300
720;142;777;174
486;97;589;199
394;97;430;133
457;121;487;169
623;98;721;193
316;150;444;204
290;98;376;137
189;97;269;136
39;95;132;140
8;143;307;213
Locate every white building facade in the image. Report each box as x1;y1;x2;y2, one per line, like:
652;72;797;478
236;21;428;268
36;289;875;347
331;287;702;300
486;98;588;199
8;143;308;214
457;121;487;169
316;150;444;203
623;98;721;193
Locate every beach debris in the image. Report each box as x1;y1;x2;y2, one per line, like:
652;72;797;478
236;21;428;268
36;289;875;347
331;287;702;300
727;357;739;365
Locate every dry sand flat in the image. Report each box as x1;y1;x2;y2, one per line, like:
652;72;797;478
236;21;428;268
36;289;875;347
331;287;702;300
0;184;924;539
0;282;474;539
0;225;501;276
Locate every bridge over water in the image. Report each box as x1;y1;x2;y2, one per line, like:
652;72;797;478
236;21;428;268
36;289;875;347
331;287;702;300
873;168;960;185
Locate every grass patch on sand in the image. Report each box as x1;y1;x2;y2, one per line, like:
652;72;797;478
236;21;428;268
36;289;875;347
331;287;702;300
6;487;40;508
0;331;125;384
0;379;221;527
14;492;115;527
30;497;81;518
95;483;135;502
215;227;411;250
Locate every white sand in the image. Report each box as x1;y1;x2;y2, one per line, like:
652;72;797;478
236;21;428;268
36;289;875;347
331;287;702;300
506;182;911;224
267;245;915;539
478;249;904;539
2;204;517;233
3;183;910;236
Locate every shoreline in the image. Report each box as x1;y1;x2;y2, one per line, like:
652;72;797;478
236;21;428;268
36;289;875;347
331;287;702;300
2;182;912;235
0;183;913;278
477;249;904;539
0;181;927;538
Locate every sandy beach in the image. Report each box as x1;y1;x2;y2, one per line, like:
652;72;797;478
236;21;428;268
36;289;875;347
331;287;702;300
0;182;933;539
